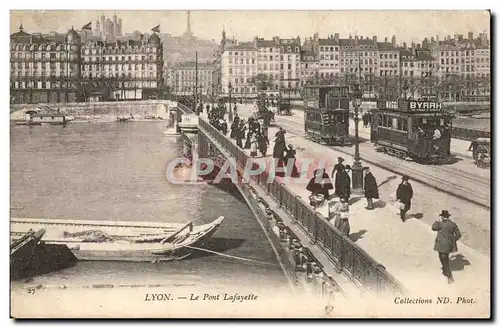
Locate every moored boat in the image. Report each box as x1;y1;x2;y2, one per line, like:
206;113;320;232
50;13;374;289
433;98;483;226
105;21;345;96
10;216;224;262
10;229;46;279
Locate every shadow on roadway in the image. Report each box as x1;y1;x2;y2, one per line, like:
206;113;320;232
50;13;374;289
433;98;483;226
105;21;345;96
450;254;471;272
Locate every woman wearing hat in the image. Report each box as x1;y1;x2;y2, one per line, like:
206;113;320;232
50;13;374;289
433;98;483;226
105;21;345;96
333;198;350;237
363;167;379;210
432;210;462;284
332;157;345;195
336;165;351;202
284;144;300;177
396;175;413;222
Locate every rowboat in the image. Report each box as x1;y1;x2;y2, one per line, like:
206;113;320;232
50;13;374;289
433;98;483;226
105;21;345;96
10;216;224;262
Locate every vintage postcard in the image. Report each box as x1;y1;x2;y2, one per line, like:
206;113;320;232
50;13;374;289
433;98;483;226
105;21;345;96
9;9;491;318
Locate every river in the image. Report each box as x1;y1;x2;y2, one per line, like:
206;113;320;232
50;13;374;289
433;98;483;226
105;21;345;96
10;122;289;290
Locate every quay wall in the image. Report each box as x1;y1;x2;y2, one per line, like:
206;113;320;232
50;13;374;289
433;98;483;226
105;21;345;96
10;100;177;121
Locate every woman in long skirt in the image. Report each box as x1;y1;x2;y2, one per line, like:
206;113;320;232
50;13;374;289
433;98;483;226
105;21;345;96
250;134;258;157
333;199;350;237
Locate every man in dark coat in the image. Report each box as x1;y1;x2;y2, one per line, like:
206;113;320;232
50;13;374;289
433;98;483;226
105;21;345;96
257;132;270;157
273;127;287;162
336;165;351;202
306;168;334;201
432;210;462;284
363;167;379;210
396;175;413;222
235;121;245;148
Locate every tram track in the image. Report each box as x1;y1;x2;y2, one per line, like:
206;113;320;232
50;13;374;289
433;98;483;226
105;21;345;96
274;117;490;209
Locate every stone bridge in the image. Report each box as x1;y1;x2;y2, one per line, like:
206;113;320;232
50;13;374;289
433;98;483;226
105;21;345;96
175;103;406;301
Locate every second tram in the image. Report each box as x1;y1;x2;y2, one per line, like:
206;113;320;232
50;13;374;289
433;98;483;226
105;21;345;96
303;84;350;145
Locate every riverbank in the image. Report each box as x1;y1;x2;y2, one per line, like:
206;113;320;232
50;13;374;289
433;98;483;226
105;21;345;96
10;100;176;121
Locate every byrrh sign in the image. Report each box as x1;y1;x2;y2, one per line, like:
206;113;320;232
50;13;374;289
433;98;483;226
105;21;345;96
408;101;442;110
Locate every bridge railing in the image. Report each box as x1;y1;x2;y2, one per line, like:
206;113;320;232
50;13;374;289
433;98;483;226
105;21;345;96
197;117;406;297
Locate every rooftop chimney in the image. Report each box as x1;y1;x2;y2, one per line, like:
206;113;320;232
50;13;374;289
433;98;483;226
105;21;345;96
384;37;388;43
355;35;359;41
403;42;407;49
468;32;474;40
334;33;339;42
372;35;377;43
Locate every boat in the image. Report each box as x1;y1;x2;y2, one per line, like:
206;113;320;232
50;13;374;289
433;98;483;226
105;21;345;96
10;216;224;262
116;117;130;122
10;229;46;279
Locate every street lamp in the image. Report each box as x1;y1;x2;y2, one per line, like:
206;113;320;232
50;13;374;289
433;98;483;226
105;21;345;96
228;81;233;122
351;83;364;193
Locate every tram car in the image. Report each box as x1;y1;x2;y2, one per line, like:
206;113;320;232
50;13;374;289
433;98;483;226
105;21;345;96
303;84;350;145
370;100;454;164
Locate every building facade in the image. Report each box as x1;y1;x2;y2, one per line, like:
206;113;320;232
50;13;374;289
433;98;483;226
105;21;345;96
10;25;164;104
278;37;301;93
255;37;281;91
300;50;319;87
318;35;340;82
80;33;163;101
218;30;258;97
170;62;214;99
10;25;81;104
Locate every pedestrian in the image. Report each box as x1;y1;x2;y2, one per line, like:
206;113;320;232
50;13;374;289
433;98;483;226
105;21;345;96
257;132;269;157
336;165;351;202
432;210;462;284
333;198;350;237
306;168;334;201
250;133;258;158
243;128;252;149
363;167;379;210
235;121;245;148
230;117;239;139
396;175;413;222
332;157;345;193
273;127;287;162
284;144;300;177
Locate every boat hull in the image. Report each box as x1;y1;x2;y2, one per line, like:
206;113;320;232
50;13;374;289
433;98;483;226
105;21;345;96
10;217;224;262
10;229;46;279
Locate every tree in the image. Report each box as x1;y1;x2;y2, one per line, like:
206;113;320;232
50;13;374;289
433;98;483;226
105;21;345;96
250;73;275;92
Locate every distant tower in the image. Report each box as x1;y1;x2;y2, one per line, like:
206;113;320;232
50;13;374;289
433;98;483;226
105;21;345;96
183;10;194;39
221;25;226;50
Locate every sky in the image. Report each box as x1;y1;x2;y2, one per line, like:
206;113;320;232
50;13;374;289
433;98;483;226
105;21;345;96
10;10;490;44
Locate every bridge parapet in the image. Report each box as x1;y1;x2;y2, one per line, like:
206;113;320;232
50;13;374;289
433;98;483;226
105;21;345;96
195;116;406;299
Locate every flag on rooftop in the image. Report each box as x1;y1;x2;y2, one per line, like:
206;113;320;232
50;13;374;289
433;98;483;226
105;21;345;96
151;25;160;33
82;22;92;31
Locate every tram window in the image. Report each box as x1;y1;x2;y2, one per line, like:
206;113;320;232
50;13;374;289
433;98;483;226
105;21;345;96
391;117;398;130
401;119;407;131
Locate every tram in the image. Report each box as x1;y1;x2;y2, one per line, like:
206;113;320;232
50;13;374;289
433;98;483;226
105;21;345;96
303;84;350;145
370;100;454;164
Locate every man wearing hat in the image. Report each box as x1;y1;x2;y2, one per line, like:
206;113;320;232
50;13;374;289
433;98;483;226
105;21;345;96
396;175;413;221
363;167;379;210
432;210;462;284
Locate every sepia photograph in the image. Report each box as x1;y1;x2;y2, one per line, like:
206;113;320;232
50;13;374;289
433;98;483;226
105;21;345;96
8;7;491;319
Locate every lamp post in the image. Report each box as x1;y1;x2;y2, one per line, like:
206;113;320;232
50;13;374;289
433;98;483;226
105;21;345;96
228;81;233;122
351;83;364;193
